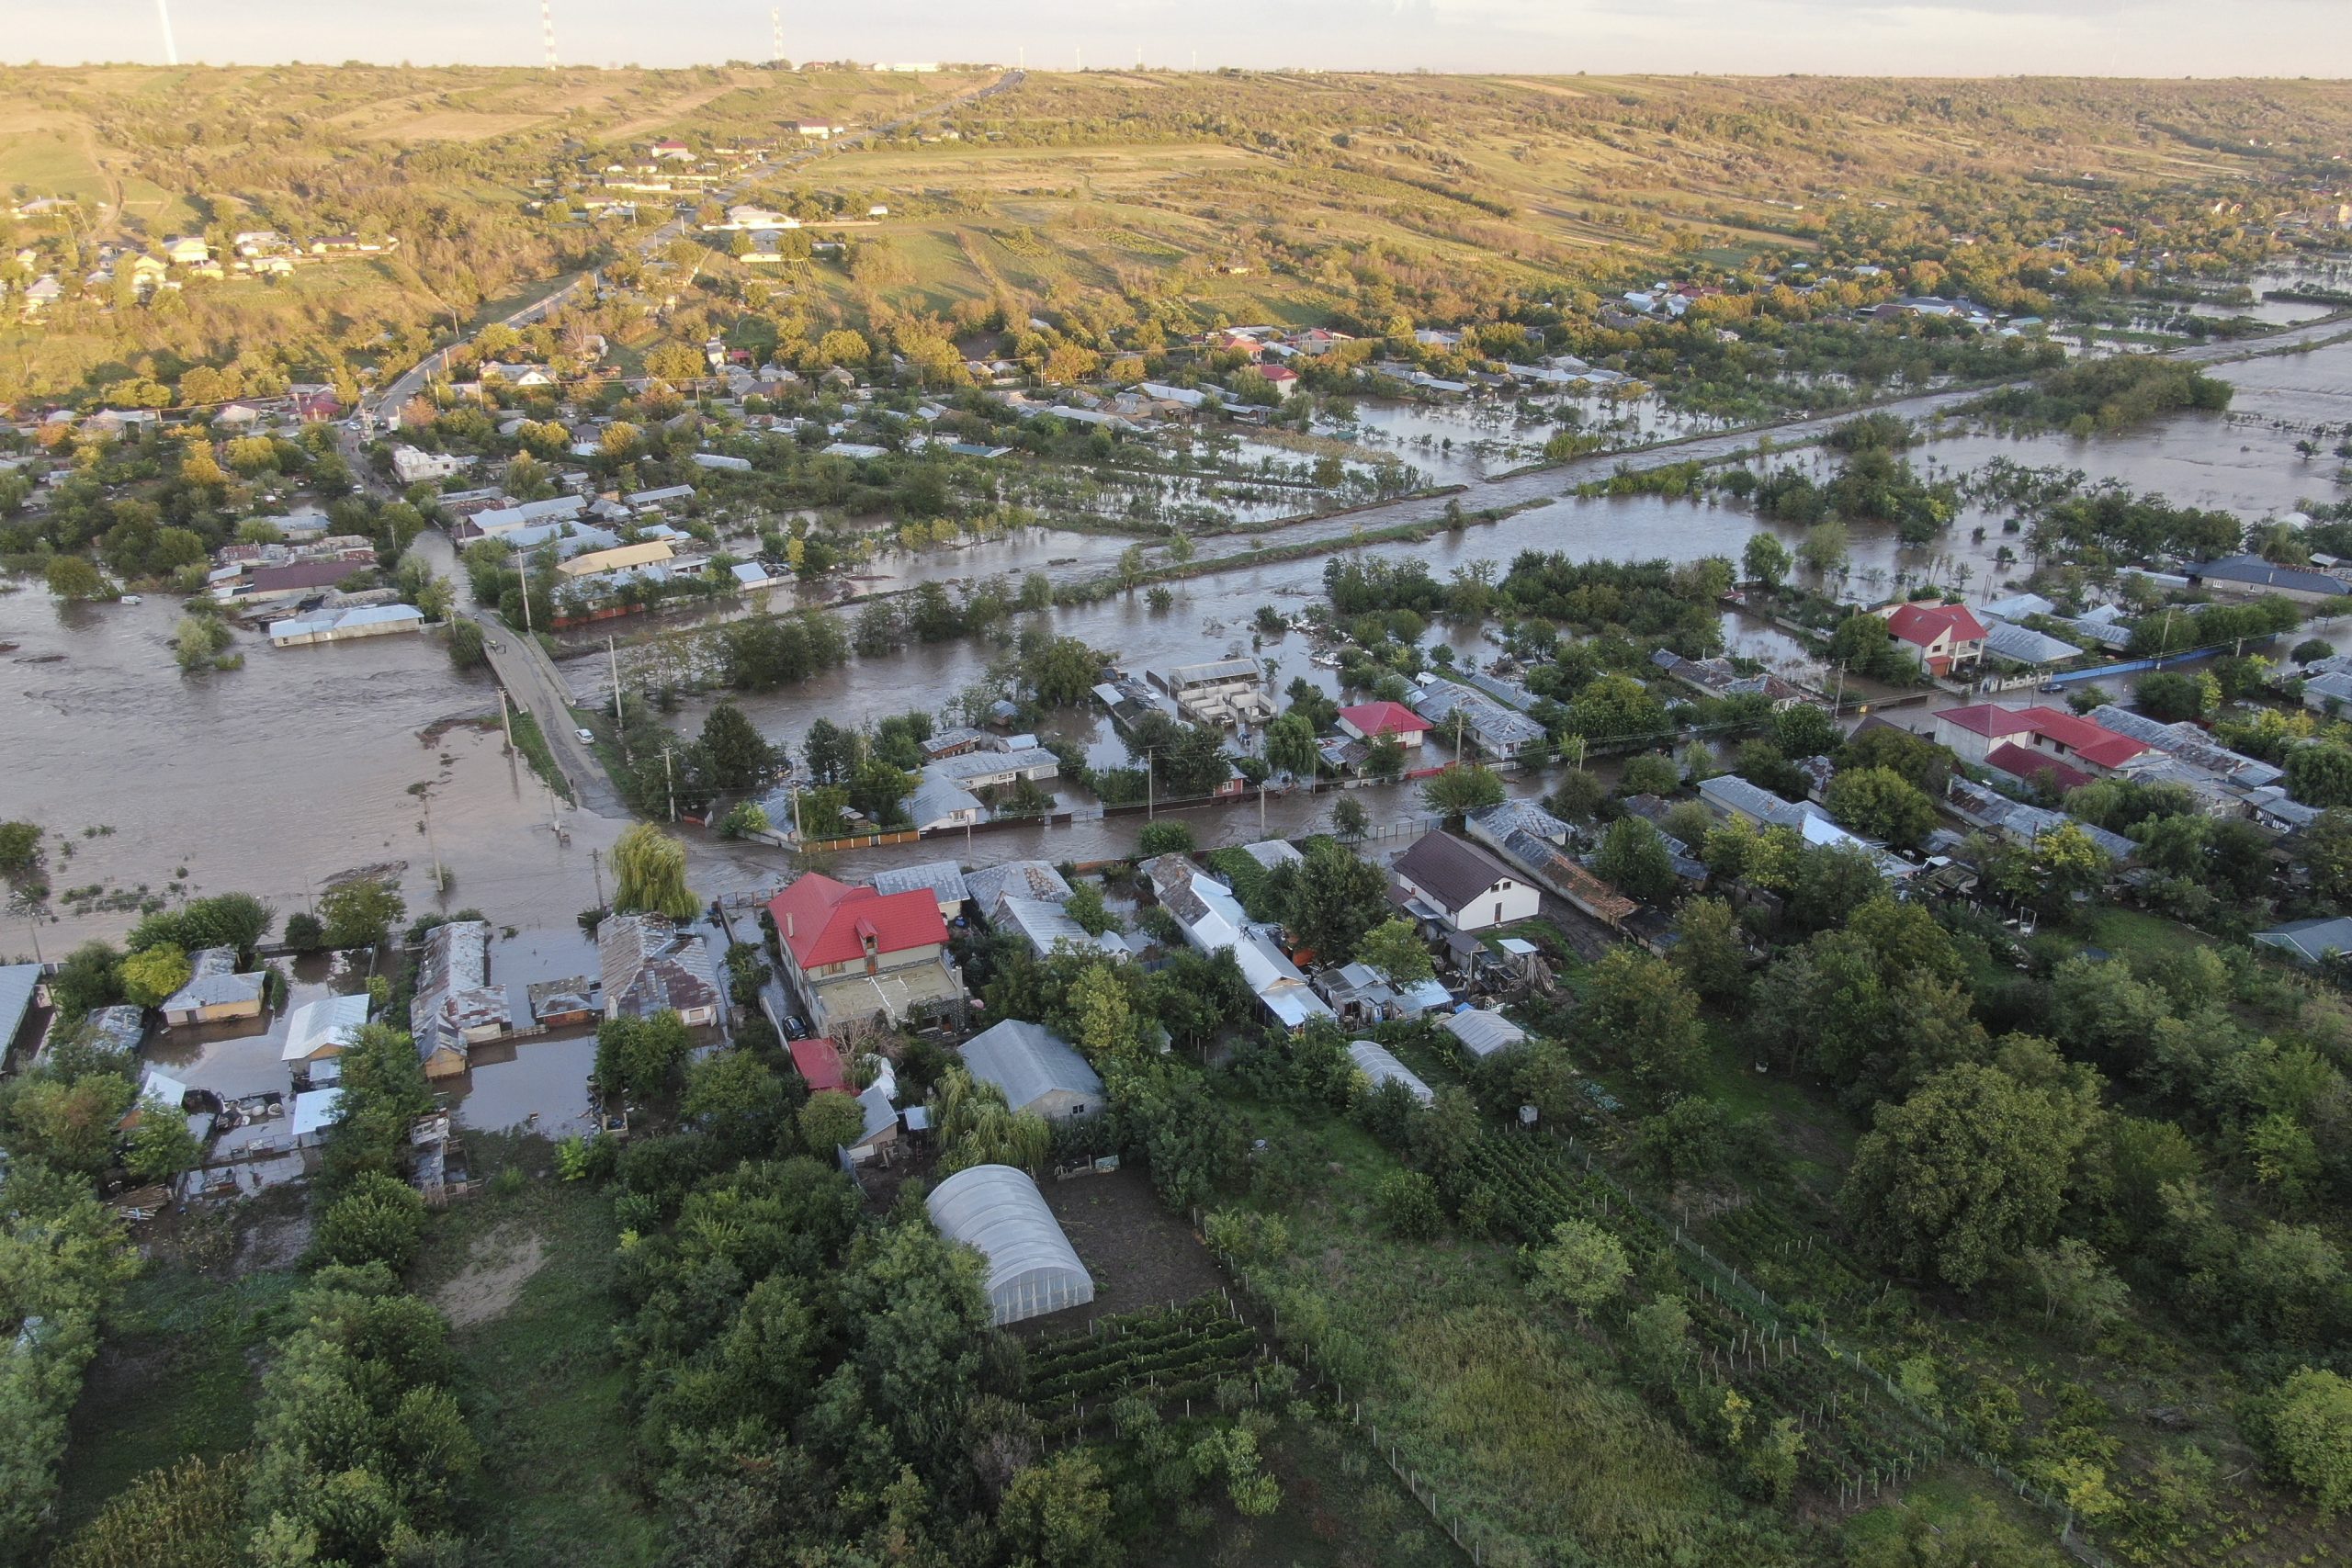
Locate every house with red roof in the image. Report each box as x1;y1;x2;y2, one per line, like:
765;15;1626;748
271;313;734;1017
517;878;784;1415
1335;701;1430;748
767;874;966;1039
1879;602;1987;676
1258;365;1301;397
1931;705;2146;780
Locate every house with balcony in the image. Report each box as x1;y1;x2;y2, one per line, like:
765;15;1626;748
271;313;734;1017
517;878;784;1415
768;874;967;1039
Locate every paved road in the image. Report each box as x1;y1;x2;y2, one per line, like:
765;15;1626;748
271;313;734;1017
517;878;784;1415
471;613;631;816
357;70;1026;431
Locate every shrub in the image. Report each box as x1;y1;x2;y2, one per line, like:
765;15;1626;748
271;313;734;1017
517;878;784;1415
1374;1169;1443;1238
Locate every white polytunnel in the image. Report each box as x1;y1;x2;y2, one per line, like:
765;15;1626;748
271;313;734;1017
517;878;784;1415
925;1163;1095;1325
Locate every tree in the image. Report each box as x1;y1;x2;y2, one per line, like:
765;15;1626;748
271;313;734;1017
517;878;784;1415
310;1171;427;1271
596;1010;695;1103
1619;752;1681;797
1743;532;1791;590
2135;671;2206;724
1828;609;1895;677
1330;795;1369;841
0;821;40;880
1357;917;1433;987
1287;840;1387;963
1364;733;1408;782
446;618;486;671
1136;821;1195;858
45;556;107;600
2299;808;2352;905
681;1048;789;1158
1824;766;1938;847
1846;1498;2065;1568
802;717;854;785
698;701;775;790
2287;744;2352;809
47;942;122;1020
797;1090;866;1155
2018;1237;2130;1344
124;1097;201;1182
1671;897;1748;1004
318;879;405;950
1596;818;1677;903
1031;637;1100;708
1584;948;1706;1098
1062;884;1116;937
1530;1218;1630;1320
1843;1062;2088;1291
1000;1452;1116;1568
1264;713;1318;779
612;824;698;919
118;944;191;1008
2265;1367;2352;1516
1420;763;1505;820
1545;768;1607;821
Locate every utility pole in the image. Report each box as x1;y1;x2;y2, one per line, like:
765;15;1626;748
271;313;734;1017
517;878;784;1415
663;747;676;822
590;847;605;908
499;687;514;753
607;636;628;757
423;795;445;892
1146;750;1155;819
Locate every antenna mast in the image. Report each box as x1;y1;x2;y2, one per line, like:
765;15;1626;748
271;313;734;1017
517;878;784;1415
771;6;784;64
541;0;559;69
156;0;179;65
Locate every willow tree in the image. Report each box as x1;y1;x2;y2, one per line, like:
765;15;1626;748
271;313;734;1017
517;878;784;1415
612;823;699;919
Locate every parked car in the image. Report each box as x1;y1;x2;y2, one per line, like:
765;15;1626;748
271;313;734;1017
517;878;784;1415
574;728;594;743
783;1015;808;1041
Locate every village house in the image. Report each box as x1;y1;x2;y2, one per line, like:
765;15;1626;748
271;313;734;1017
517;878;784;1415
1697;774;1915;882
1411;678;1548;760
767;874;965;1038
1931;705;2148;785
1391;831;1542;933
1142;854;1332;1032
390;445;471;486
957;1018;1104;1122
410;919;510;1078
871;862;971;923
279;993;370;1068
597;914;720;1028
2188;555;2350;604
1879;603;1988;677
1335;700;1431;749
160;947;266;1027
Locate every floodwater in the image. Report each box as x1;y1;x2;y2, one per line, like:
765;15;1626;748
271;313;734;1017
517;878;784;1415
8;312;2349;951
0;583;623;957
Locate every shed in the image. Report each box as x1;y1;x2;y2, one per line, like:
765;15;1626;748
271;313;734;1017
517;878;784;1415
958;1019;1103;1121
789;1036;848;1092
160;948;266;1026
926;1164;1095;1325
1346;1041;1433;1105
290;1088;347;1146
0;963;43;1055
1442;1009;1528;1058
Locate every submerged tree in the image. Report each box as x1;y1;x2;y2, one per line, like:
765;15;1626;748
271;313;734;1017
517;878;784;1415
612;823;699;919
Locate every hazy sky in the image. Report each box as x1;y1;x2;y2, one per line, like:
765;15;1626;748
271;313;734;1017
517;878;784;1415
14;0;2352;78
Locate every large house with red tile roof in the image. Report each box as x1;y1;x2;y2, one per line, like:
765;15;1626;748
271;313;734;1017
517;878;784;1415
1880;602;1988;676
1930;704;2147;781
1335;700;1430;748
768;874;967;1039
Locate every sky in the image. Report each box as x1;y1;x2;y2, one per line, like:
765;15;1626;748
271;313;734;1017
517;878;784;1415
11;0;2352;78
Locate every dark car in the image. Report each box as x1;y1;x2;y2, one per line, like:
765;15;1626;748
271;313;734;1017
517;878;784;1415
783;1015;808;1040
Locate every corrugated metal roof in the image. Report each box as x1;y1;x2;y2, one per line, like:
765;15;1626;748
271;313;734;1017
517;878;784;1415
960;1019;1102;1113
927;1164;1093;1325
0;964;41;1047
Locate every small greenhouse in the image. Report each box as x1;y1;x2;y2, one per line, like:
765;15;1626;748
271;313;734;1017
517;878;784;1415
1346;1041;1433;1105
926;1164;1094;1325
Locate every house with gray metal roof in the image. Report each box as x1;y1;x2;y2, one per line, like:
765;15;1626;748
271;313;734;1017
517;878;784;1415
161;948;266;1026
873;861;971;920
2189;555;2350;603
412;920;510;1077
959;1019;1103;1121
965;860;1074;911
597;914;718;1028
1412;678;1549;759
2256;916;2352;965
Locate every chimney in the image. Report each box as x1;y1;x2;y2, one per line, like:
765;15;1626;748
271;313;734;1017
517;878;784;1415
785;912;795;939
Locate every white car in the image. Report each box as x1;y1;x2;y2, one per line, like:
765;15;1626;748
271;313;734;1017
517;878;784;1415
574;728;594;744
